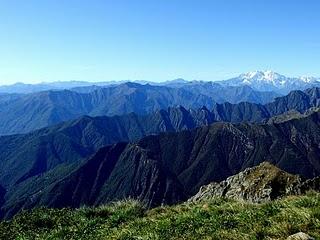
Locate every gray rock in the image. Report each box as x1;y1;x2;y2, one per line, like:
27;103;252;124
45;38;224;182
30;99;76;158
287;232;315;240
189;162;320;203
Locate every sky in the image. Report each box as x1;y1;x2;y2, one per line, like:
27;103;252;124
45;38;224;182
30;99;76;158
0;0;320;84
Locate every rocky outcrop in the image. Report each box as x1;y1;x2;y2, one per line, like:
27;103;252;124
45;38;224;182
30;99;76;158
287;232;315;240
266;107;320;124
189;162;320;203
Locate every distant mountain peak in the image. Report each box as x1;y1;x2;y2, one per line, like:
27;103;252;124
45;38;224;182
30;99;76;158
172;78;188;82
217;70;320;94
299;76;319;83
239;71;286;84
161;78;190;85
239;70;319;84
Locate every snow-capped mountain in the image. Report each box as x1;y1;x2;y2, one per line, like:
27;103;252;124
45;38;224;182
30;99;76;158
219;71;320;94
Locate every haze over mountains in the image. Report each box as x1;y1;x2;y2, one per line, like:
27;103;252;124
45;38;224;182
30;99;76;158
0;81;120;94
1;71;320;220
0;81;280;135
0;70;319;136
1;71;319;94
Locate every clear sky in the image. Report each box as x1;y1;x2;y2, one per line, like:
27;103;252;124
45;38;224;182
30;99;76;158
0;0;320;84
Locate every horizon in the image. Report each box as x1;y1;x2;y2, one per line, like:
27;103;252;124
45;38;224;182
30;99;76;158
1;70;319;87
1;1;320;84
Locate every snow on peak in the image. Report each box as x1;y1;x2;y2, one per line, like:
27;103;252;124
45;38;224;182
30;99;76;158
298;76;318;83
220;70;320;94
238;71;319;87
239;71;285;83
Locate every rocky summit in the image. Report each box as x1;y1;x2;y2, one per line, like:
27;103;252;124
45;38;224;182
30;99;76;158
189;162;320;203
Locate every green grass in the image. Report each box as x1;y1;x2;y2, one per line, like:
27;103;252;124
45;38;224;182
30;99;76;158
1;193;320;240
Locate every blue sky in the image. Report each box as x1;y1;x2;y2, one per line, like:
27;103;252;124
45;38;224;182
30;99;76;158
0;0;320;84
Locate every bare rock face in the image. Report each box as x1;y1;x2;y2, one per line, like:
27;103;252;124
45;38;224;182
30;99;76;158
189;162;320;203
287;232;315;240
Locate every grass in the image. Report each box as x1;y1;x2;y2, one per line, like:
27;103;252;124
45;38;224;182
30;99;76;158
0;193;320;240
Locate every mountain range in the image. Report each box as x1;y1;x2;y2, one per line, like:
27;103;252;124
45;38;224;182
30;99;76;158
1;73;320;220
1;104;320;218
1;71;319;95
0;81;121;94
1;87;320;192
0;82;280;135
0;70;319;136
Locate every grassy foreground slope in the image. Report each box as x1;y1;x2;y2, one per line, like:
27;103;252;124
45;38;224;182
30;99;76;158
0;193;319;240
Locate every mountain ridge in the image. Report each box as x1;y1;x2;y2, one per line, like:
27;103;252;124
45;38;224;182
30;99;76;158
1;88;320;190
2;110;320;218
0;82;280;135
0;84;319;136
1;70;319;94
